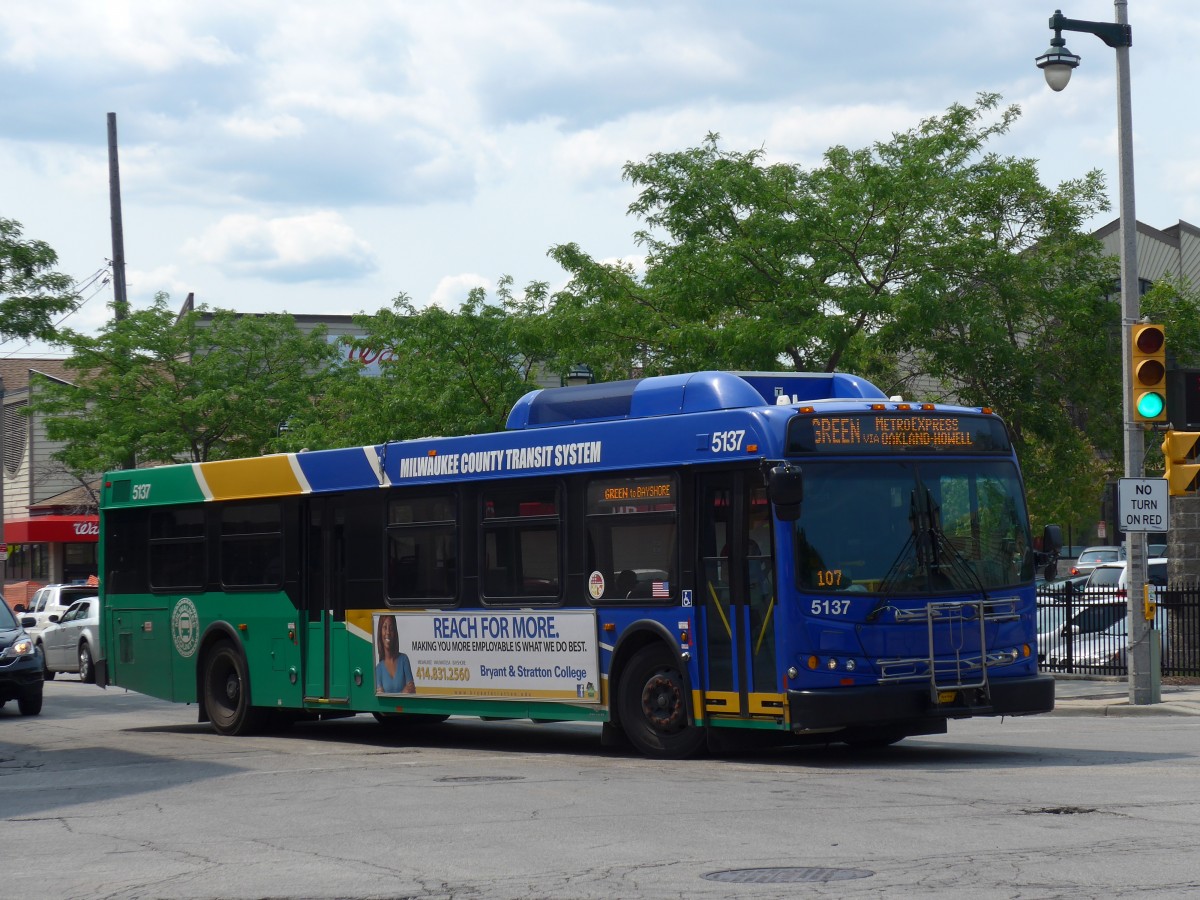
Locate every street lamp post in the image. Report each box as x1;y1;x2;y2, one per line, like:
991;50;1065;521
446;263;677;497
563;364;595;387
1037;1;1158;705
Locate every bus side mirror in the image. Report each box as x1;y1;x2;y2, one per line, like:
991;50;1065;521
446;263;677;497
768;464;803;522
1042;524;1063;554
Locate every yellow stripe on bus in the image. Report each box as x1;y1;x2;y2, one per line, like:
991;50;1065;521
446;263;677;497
696;690;786;718
198;455;305;500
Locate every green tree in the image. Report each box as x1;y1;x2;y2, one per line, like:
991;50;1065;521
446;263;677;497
1133;276;1200;477
544;93;1119;531
1141;276;1200;369
285;278;552;450
0;218;80;345
31;294;338;471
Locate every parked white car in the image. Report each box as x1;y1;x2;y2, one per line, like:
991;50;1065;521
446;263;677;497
37;597;100;683
23;584;97;639
1083;558;1168;599
1040;599;1167;673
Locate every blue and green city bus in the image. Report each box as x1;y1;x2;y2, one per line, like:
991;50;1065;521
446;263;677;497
97;370;1057;758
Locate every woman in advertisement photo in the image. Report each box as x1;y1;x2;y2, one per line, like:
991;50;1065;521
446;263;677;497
375;614;415;694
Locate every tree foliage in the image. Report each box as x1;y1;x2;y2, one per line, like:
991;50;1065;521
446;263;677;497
0;217;80;345
544;94;1120;532
282;278;552;451
25;94;1160;541
31;294;338;471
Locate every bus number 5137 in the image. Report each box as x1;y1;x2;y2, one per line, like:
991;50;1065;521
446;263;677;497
711;430;745;453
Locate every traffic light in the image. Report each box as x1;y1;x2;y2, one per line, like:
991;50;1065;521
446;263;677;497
1131;323;1167;424
1167;369;1200;428
1161;429;1200;496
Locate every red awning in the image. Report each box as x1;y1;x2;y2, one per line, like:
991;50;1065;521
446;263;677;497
5;515;99;543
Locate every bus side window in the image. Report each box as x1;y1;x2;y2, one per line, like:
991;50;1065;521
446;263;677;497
616;569;638;598
485;566;512;596
586;474;677;603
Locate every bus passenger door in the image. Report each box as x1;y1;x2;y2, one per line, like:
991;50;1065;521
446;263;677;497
698;473;779;720
303;498;351;703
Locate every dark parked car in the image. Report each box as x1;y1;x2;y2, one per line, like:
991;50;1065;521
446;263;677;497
0;594;44;716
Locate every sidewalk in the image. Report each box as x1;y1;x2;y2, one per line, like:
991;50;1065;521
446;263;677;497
1050;675;1200;717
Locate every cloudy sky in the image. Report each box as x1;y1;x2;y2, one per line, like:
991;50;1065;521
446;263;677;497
3;0;1197;357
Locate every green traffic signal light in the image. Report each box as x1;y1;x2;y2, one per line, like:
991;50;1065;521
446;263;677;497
1131;324;1167;424
1136;391;1166;419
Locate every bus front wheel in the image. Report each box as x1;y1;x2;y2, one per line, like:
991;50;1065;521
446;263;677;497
618;645;705;759
203;641;268;736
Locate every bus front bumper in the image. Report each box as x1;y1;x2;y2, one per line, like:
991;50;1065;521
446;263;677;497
787;674;1055;732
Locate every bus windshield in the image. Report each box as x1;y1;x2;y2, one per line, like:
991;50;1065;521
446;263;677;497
791;459;1032;595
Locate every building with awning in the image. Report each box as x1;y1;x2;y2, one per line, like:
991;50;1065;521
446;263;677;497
1;359;98;591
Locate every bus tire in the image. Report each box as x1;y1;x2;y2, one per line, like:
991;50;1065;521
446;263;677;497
203;641;268;736
618;644;705;759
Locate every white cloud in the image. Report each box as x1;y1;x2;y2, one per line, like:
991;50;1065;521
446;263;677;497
428;273;490;310
0;2;243;73
124;264;193;306
3;0;1200;333
222;113;306;142
184;211;377;283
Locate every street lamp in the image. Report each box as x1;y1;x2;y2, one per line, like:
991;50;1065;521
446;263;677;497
563;364;595;387
1035;9;1130;90
1036;1;1157;705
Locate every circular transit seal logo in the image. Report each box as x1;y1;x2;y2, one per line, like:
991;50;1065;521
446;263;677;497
171;598;199;658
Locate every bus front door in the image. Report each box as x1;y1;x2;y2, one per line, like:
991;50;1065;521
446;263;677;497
302;498;351;704
698;473;780;721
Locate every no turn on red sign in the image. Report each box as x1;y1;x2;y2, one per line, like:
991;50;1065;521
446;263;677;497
1118;478;1170;533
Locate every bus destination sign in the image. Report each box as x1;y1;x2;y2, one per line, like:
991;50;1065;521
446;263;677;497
787;413;1010;454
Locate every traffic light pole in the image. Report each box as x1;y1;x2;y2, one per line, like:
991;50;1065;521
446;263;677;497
1042;1;1154;704
1110;2;1156;705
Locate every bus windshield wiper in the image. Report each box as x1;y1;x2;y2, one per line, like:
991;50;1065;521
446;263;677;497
873;491;927;614
876;488;987;609
920;487;989;598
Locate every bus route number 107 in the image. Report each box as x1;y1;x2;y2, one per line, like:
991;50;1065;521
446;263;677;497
711;430;746;453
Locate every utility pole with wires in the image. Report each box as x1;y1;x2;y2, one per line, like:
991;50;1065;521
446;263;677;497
107;112;129;324
107;112;135;471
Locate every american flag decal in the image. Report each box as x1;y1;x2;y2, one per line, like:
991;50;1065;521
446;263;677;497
652;581;670;598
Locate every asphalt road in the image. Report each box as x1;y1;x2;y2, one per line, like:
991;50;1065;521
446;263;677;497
5;678;1200;899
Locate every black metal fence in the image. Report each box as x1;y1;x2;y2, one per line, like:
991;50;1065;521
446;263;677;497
1036;579;1200;677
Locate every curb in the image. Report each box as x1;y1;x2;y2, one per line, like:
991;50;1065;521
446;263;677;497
1049;700;1200;717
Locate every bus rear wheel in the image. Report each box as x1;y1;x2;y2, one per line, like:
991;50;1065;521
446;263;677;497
618;645;705;759
203;641;268;736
